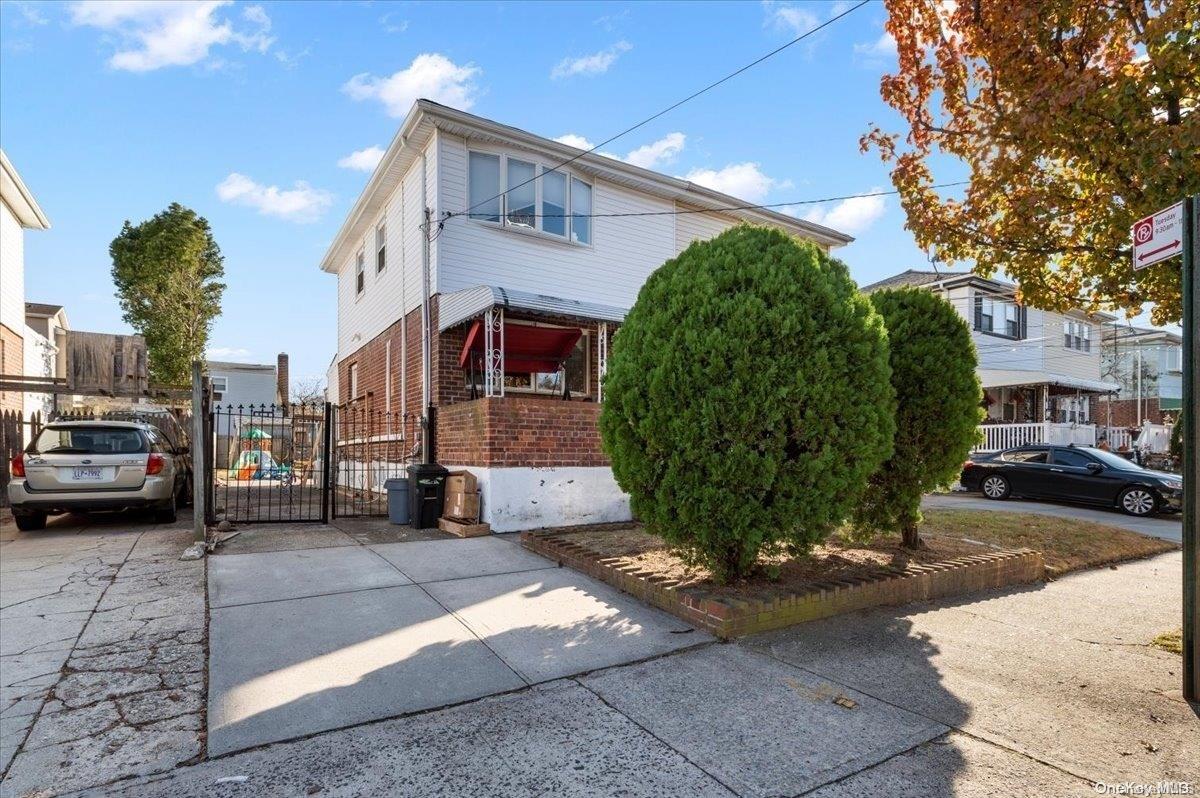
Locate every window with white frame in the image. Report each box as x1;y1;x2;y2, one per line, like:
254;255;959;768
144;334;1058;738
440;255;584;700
210;375;228;403
973;294;1025;339
376;222;387;273
349;363;359;399
467;150;592;244
355;249;365;295
1164;344;1182;372
1064;320;1091;351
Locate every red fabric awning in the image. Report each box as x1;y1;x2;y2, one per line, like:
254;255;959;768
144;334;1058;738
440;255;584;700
459;320;581;374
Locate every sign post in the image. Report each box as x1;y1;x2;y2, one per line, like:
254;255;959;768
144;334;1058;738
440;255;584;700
1142;199;1199;703
1181;197;1198;704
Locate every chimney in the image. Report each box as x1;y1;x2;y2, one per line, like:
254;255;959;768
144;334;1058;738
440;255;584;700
276;353;289;410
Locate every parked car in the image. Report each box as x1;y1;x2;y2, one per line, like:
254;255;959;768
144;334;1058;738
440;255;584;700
7;420;192;531
960;444;1182;517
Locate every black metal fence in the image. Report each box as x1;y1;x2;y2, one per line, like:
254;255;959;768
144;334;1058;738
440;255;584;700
329;404;417;519
209;402;329;524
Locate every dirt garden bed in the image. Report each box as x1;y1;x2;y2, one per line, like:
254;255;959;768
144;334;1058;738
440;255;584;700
521;509;1178;638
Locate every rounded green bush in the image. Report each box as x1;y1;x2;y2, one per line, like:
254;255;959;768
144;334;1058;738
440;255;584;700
853;287;982;547
598;226;896;582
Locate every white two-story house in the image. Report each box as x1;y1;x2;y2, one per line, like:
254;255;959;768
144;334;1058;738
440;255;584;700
862;270;1119;451
1097;325;1183;427
321;99;851;532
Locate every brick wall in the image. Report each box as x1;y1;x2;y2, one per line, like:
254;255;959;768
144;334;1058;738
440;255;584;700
0;324;23;413
338;295;617;466
437;396;608;467
1093;397;1175;426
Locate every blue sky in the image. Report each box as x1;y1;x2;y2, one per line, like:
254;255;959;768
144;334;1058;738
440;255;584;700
3;0;985;386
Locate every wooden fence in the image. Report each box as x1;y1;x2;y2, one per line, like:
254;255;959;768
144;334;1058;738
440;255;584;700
1;410;42;507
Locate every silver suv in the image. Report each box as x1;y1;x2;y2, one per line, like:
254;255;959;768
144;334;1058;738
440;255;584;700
7;420;192;531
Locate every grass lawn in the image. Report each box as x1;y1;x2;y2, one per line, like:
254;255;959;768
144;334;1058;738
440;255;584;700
549;508;1178;601
1152;629;1183;655
918;508;1178;577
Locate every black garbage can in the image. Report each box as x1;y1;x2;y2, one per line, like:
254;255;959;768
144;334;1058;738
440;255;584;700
407;463;449;529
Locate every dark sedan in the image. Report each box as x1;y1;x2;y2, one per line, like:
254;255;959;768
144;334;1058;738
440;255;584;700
960;445;1183;517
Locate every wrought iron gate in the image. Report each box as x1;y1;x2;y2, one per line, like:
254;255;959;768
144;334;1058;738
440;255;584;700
205;400;417;524
207;401;330;524
328;403;416;519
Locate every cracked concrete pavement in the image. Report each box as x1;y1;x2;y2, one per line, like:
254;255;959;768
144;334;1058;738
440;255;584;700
1;512;205;797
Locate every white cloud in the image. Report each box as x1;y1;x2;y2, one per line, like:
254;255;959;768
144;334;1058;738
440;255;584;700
343;53;480;117
207;346;253;361
68;0;275;72
551;40;631;79
380;12;408;34
553;134;595;150
853;31;897;64
337;146;385;173
216;172;334;223
764;2;819;35
684;163;787;203
623;133;686;169
553;132;686;171
11;1;48;26
798;189;887;234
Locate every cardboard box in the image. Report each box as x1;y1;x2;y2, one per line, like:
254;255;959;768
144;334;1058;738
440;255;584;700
438;518;490;538
445;471;478;495
444;492;480;522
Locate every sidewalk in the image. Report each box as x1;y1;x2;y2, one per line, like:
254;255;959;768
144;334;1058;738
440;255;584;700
78;550;1195;798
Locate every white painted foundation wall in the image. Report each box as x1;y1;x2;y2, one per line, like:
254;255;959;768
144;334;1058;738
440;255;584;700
440;464;632;533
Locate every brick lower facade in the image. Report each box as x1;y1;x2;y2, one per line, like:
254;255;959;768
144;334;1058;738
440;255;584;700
337;294;615;466
1092;396;1180;427
1;324;23;414
436;397;608;467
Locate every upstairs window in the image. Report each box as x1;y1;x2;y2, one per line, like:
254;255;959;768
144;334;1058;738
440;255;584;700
1165;344;1182;372
355;249;365;295
973;294;1025;339
541;170;567;237
467;150;592;244
468;152;501;222
571;177;592;245
1064;320;1091;351
505;159;536;228
376;223;387;273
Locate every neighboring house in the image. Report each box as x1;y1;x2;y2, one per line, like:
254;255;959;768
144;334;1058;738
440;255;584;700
23;302;69;421
0;149;51;418
206;355;288;408
861;270;1118;428
321;99;852;532
1096;325;1183;426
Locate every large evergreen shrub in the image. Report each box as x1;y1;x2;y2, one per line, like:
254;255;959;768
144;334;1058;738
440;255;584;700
598;226;895;582
853;287;982;547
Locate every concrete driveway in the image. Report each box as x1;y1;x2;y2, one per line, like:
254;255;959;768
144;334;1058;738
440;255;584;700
206;535;710;755
924;492;1183;543
99;550;1194;798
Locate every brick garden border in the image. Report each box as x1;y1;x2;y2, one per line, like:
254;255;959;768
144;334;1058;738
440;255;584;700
521;529;1045;639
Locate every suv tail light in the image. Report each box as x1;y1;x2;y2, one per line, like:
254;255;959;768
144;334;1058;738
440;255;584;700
10;453;24;478
146;453;166;475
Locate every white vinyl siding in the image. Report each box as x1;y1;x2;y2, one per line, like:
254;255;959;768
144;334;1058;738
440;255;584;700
0;200;25;337
673;203;739;254
437;133;675;308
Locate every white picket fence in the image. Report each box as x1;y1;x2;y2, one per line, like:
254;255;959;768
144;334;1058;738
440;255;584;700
975;422;1174;454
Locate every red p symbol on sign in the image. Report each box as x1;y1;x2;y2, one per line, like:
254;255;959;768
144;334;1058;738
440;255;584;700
1134;219;1154;244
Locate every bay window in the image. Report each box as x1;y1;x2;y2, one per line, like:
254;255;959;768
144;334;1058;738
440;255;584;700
467;149;592;244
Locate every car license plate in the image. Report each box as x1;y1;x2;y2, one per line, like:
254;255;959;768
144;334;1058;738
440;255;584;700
72;467;104;481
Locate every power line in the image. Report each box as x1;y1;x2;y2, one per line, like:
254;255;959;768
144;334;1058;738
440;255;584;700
446;182;969;222
444;0;871;223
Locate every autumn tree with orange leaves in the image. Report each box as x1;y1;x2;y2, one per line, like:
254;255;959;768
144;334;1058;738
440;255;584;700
863;0;1198;324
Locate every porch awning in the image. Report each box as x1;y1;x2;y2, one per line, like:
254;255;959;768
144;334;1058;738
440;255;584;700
459;319;582;374
438;285;628;332
978;369;1119;393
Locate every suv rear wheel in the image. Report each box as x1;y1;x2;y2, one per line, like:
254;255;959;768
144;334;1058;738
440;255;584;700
154;487;178;524
13;510;47;531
